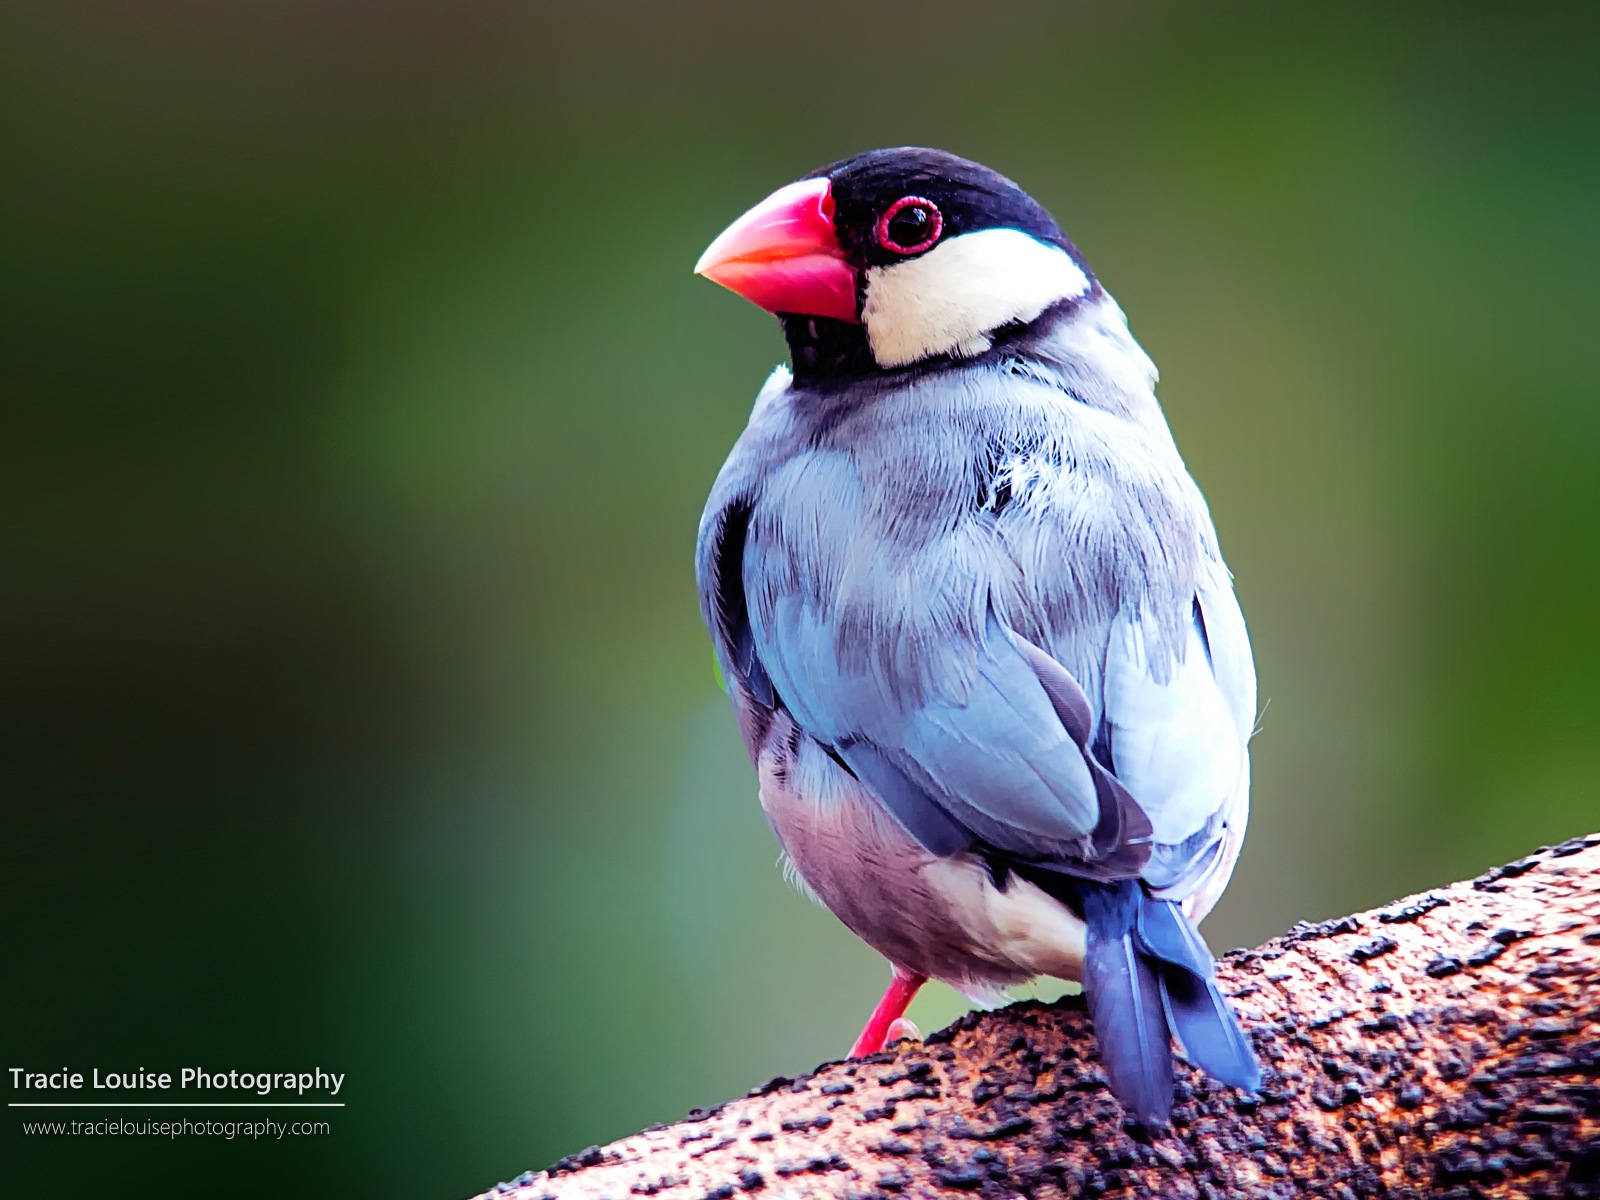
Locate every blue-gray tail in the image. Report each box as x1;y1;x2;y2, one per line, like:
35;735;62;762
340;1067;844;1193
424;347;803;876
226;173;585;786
1075;879;1260;1125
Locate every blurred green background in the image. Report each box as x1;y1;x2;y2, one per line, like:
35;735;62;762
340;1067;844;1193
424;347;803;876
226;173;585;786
4;2;1598;1197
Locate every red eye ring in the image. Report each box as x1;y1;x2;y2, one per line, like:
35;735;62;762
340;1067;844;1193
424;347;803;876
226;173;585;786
875;195;943;255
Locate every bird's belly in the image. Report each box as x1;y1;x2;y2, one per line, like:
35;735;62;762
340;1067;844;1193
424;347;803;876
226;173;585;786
757;736;1087;989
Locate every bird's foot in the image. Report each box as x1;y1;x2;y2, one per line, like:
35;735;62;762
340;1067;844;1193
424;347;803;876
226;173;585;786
884;1017;922;1046
849;969;927;1057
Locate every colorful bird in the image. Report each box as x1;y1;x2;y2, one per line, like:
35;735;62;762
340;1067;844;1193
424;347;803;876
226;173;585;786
693;148;1259;1124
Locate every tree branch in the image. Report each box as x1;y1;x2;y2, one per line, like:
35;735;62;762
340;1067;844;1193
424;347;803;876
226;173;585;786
477;834;1600;1199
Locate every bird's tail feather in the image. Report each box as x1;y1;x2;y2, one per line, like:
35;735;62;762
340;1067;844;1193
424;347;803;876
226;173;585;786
1136;895;1261;1093
1078;880;1259;1124
1081;890;1174;1124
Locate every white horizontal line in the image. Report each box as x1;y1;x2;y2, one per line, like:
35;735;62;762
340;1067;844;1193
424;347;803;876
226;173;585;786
8;1103;344;1108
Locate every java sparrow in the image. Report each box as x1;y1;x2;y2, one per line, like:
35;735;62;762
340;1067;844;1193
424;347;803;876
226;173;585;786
692;148;1259;1124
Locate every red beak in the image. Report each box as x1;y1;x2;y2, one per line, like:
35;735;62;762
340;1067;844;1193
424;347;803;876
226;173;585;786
694;178;858;323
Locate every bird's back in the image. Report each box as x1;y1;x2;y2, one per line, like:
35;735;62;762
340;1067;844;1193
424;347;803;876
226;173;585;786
701;304;1230;751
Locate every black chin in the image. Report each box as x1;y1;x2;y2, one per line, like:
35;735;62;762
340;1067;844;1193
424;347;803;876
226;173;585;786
779;313;878;382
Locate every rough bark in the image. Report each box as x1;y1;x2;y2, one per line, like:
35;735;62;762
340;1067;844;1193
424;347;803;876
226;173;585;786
478;834;1600;1200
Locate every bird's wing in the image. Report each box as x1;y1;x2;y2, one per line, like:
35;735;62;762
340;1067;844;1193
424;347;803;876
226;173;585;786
699;444;1152;879
769;591;1151;875
699;494;776;711
695;369;796;717
1100;557;1256;897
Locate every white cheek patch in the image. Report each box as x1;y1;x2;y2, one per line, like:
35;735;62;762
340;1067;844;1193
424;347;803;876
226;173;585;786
862;228;1091;369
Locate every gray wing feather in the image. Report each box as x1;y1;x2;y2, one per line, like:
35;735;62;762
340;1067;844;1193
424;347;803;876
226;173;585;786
752;580;1110;858
883;613;1103;851
834;742;972;857
1103;600;1243;846
1106;560;1255;895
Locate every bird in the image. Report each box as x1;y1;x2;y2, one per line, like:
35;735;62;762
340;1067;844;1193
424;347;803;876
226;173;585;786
691;147;1260;1125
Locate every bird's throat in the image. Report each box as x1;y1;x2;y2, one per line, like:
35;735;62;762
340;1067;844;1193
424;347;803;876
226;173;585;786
779;312;878;382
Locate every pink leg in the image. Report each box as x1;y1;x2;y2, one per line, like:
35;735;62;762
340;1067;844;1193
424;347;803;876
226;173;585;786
849;968;928;1058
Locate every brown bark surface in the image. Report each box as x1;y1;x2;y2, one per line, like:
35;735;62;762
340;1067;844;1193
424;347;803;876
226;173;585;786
476;834;1600;1200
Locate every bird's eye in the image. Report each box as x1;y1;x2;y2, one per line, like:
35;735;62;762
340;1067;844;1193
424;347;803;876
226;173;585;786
875;196;943;255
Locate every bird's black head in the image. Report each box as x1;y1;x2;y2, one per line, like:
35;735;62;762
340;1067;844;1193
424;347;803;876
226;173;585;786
812;147;1080;271
696;147;1097;378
